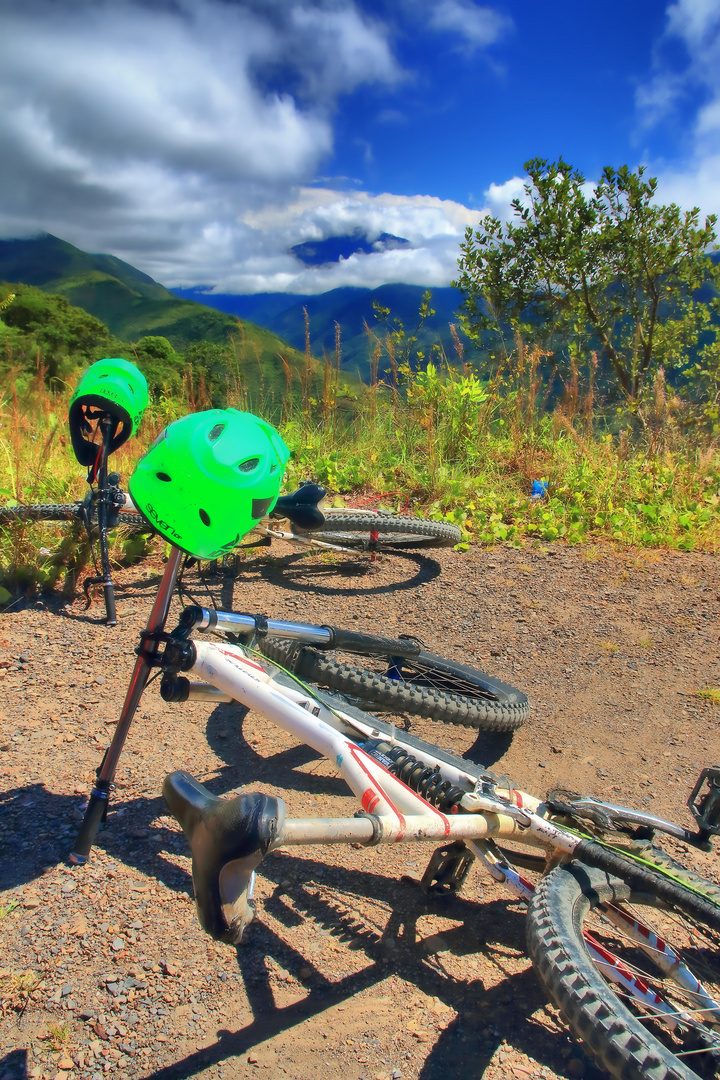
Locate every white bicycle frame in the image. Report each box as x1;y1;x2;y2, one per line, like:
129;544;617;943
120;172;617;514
70;543;720;1042
178;635;720;1029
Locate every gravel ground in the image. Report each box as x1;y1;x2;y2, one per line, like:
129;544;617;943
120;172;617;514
1;539;719;1080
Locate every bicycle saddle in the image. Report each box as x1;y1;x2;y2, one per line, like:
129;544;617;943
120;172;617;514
272;483;327;530
162;770;285;943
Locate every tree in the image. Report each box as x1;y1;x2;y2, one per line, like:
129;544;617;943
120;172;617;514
453;158;720;406
0;282;113;386
131;335;184;394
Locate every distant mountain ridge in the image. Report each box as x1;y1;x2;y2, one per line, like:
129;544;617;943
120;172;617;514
0;234;251;351
0;233;473;380
172;284;472;377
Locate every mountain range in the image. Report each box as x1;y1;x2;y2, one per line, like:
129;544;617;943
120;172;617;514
0;234;245;350
172;284;472;377
0;233;472;380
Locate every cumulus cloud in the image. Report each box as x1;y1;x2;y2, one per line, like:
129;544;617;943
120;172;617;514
636;0;720;217
0;0;506;292
428;0;512;49
192;188;484;293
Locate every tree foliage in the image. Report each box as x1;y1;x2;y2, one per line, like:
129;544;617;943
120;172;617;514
454;158;720;408
1;282;113;386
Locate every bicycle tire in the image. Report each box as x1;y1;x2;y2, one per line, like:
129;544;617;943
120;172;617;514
298;511;461;550
527;855;720;1080
0;503;147;530
257;638;529;731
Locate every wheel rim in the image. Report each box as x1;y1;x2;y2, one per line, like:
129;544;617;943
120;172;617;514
583;894;720;1075
352;654;503;703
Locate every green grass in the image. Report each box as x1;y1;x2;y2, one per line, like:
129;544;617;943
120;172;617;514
0;898;19;920
695;688;720;707
1;342;719;599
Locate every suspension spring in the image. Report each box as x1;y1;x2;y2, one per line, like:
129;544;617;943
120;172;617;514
361;739;466;813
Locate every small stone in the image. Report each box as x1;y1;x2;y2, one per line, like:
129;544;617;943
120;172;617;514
61;984;72;997
58;1056;74;1070
161;960;179;977
111;938;124;951
298;967;312;980
247;1054;258;1064
61;881;76;894
23;895;41;909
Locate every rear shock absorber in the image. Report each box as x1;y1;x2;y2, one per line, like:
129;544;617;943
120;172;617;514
361;739;467;813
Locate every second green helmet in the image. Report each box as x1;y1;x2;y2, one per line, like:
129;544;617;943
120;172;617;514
129;408;290;559
69;357;149;466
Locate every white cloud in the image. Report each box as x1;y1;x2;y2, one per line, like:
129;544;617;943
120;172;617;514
175;188;483;293
0;0;510;293
428;0;512;49
483;176;527;220
636;0;720;217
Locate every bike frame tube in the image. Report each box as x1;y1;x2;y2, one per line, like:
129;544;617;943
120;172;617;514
70;545;184;863
189;638;539;848
192;607;332;643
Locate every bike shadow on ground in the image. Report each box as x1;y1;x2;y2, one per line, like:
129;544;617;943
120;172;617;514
195;548;442;607
0;773;595;1080
132;852;600;1080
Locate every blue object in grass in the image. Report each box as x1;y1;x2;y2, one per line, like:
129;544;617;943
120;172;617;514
531;480;548;499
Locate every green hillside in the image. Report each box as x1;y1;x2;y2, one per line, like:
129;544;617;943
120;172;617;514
0;234;260;351
173;283;480;379
0;233;355;415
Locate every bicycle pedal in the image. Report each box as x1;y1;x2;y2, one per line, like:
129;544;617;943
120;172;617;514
420;841;474;894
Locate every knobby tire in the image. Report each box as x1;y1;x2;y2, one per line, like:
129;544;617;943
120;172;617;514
0;503;145;529
527;853;720;1080
258;638;529;731
299;512;461;550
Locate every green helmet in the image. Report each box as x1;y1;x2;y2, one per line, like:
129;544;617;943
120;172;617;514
128;408;290;559
69;357;149;466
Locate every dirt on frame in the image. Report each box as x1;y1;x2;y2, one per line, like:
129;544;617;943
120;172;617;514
1;538;719;1080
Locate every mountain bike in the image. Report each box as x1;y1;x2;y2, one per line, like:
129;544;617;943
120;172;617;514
1;480;460;556
70;542;720;1080
0;357;149;625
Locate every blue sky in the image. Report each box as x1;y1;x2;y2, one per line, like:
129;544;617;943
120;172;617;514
1;0;719;293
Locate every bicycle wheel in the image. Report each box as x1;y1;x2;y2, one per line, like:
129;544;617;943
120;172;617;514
0;503;146;529
527;854;720;1080
0;502;82;522
298;511;461;550
257;638;529;730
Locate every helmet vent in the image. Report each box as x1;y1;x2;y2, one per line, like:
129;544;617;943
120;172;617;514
156;472;171;482
238;457;260;473
199;509;211;526
208;424;225;442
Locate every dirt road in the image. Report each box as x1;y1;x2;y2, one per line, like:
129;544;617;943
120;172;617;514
1;540;719;1080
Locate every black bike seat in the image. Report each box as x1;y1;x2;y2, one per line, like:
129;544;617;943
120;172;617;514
163;771;285;943
272;483;327;530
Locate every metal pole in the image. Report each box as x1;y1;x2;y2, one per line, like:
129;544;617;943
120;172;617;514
96;417;117;626
70;545;184;864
